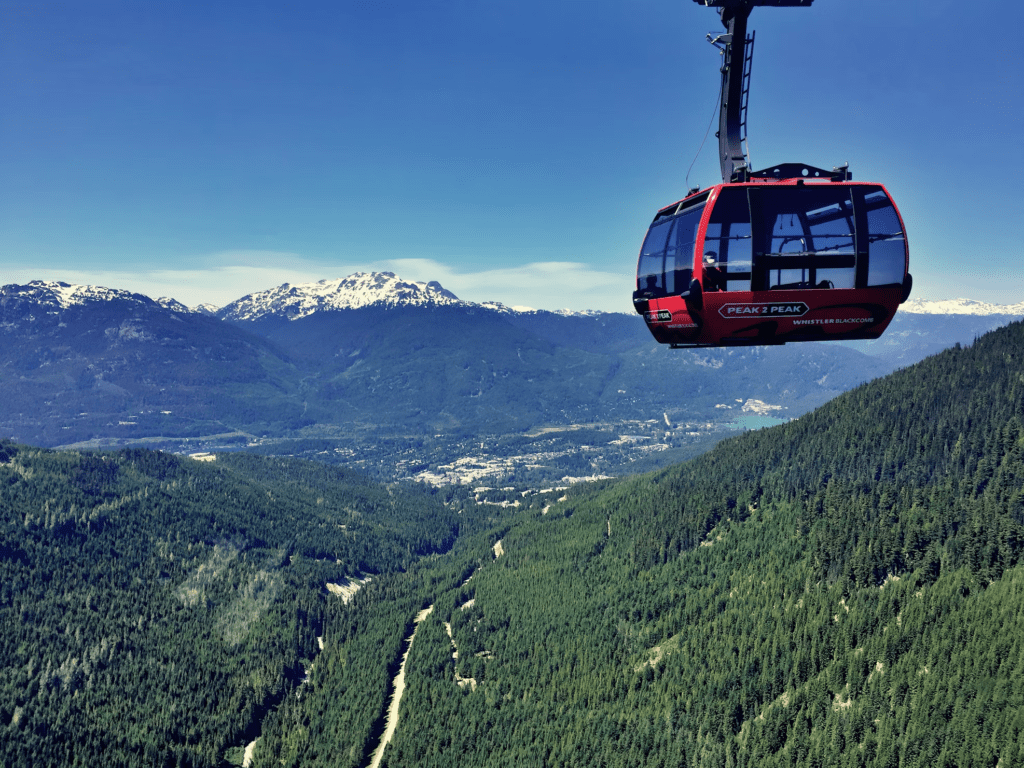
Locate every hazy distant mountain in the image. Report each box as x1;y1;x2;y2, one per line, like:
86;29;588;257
190;302;220;316
0;280;300;446
902;297;1024;315
165;269;1024;377
838;299;1024;365
3;275;1021;459
217;276;900;435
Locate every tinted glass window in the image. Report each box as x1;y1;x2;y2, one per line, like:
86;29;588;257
637;203;704;297
664;204;703;294
753;187;856;290
671;205;703;260
638;219;674;295
703;188;752;292
864;188;906;286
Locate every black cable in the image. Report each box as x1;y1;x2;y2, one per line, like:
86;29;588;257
684;76;723;191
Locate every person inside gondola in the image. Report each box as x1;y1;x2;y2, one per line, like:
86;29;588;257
704;251;725;292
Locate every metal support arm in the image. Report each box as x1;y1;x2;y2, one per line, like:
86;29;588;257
693;0;815;183
715;6;751;182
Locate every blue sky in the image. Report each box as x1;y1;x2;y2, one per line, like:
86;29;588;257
2;0;1022;311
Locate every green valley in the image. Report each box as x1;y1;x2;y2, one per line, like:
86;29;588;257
4;321;1024;766
256;320;1024;767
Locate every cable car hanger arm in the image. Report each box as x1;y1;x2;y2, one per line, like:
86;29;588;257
692;1;852;184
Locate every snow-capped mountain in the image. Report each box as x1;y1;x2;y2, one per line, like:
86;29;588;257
901;298;1024;316
8;277;1022;322
217;272;464;322
0;281;216;319
0;274;616;324
156;297;194;313
1;280;156;312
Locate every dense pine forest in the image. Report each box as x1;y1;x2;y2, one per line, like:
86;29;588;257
257;322;1024;767
0;450;458;767
4;320;1024;766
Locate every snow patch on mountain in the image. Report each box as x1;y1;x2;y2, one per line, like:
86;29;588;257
478;300;607;318
902;298;1024;316
217;272;464;321
478;300;518;314
551;308;606;318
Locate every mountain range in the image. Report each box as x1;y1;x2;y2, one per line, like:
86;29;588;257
2;274;1021;475
217;272;464;321
900;297;1024;315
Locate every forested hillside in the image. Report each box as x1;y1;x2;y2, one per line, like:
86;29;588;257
0;449;458;768
251;321;1024;767
6;321;1024;767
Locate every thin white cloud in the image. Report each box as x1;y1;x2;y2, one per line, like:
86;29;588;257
377;258;635;313
2;253;639;313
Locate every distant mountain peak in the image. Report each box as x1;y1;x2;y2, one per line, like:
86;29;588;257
1;280;154;310
217;272;465;321
902;298;1024;316
156;297;193;314
216;272;621;323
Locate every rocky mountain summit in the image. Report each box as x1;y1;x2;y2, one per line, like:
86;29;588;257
216;272;463;321
0;280;155;314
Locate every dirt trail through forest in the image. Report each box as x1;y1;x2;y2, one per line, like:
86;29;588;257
444;621;477;690
366;605;434;768
242;738;259;767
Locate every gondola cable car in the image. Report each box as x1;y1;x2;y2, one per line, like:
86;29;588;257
633;0;912;348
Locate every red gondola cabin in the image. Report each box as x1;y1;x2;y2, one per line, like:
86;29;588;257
633;172;912;348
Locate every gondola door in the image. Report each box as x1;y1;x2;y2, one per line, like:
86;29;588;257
695;187;762;344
